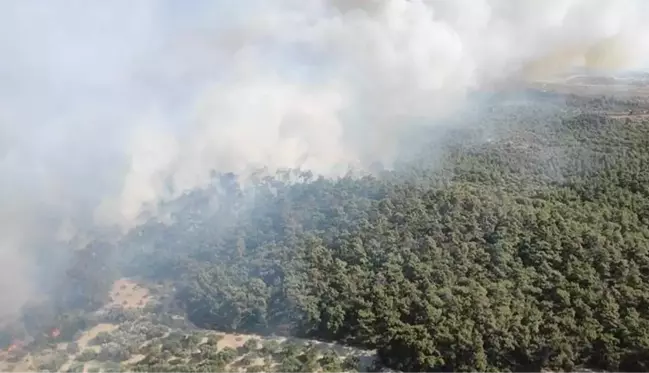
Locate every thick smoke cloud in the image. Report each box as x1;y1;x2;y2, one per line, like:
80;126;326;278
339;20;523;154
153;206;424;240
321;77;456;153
2;0;649;316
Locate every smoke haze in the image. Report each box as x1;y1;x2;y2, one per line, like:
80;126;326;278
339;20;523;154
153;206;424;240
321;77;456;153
2;0;649;316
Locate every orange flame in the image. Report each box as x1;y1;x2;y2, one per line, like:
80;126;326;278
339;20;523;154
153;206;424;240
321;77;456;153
6;340;23;353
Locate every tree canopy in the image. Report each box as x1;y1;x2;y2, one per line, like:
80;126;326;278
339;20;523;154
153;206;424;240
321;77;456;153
106;94;649;371
14;92;649;372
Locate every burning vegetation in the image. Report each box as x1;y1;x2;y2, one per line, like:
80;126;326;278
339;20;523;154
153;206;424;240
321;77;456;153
3;83;649;371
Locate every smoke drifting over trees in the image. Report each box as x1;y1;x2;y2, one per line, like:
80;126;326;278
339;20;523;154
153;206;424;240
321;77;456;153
2;0;649;330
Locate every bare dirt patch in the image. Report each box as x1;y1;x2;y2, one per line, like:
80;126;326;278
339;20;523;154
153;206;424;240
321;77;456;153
108;278;151;310
76;323;119;352
607;113;649;120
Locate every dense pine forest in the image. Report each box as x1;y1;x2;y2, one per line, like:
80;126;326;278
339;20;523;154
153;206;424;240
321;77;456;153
6;90;649;372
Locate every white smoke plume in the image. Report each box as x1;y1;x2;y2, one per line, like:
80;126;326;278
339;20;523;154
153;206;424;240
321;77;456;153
2;0;649;315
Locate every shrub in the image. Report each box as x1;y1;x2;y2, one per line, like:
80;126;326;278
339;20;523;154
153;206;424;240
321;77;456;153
77;349;98;362
97;343;131;362
38;353;68;372
216;346;238;364
89;331;112;346
205;334;224;346
66;362;86;373
261;340;281;355
246;365;266;373
343;355;361;371
66;342;80;354
242;338;260;353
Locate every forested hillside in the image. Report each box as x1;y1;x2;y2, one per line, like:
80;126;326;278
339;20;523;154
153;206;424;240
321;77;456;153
113;92;649;372
6;91;649;372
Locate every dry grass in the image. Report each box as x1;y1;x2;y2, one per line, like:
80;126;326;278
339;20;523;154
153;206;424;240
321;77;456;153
108;278;151;310
0;350;35;372
76;323;119;352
